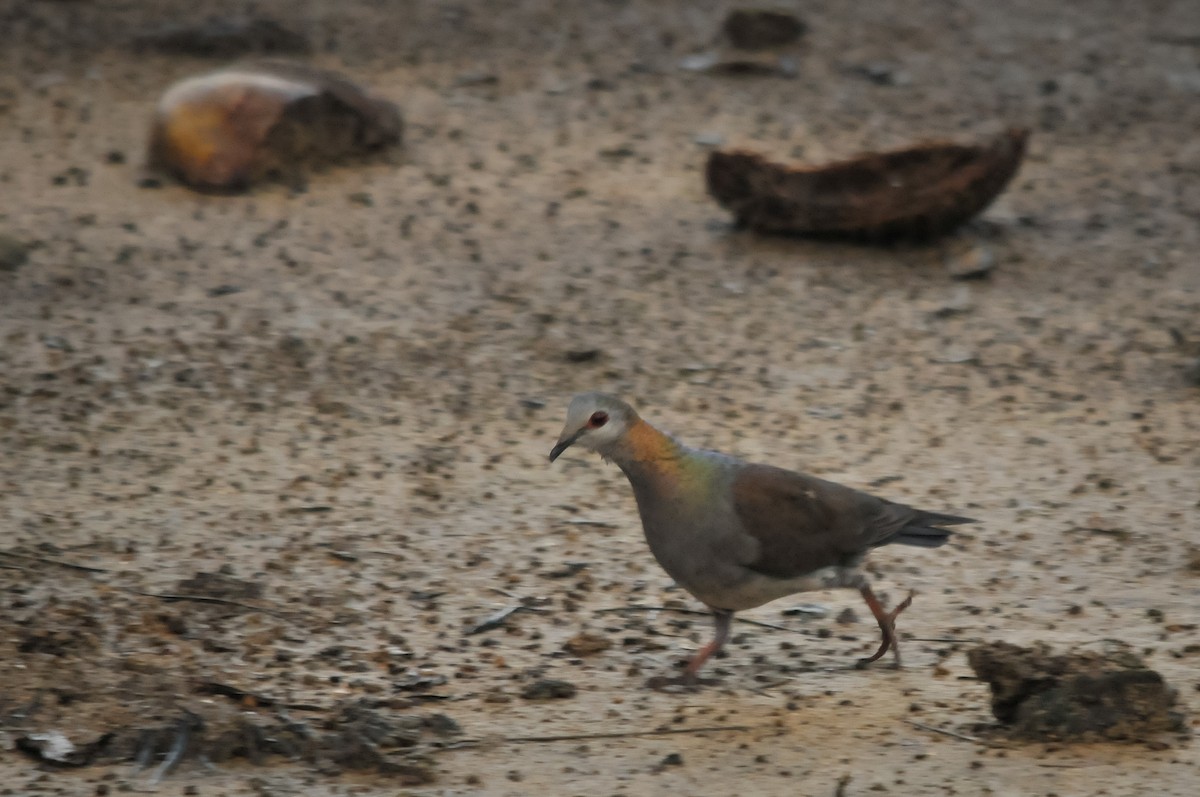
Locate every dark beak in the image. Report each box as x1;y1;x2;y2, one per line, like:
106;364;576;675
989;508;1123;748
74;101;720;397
549;431;581;462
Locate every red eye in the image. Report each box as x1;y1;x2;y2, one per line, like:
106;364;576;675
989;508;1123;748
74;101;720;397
588;411;609;428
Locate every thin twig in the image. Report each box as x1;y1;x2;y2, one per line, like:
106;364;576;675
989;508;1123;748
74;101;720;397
149;714;196;786
470;724;752;745
1149;34;1200;47
595;606;709;617
122;589;299;620
362;549;409;559
595;606;799;634
737;618;800;633
132;730;156;773
747;677;792;695
904;718;992;746
195;681;326;712
0;550;108;573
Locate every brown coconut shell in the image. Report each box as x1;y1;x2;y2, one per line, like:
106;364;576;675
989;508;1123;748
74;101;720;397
706;127;1029;241
147;60;402;191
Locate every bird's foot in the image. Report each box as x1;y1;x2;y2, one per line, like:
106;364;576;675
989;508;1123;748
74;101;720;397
856;588;914;669
854;655;899;671
645;611;732;690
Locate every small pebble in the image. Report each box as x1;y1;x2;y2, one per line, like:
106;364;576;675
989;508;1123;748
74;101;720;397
521;678;577;700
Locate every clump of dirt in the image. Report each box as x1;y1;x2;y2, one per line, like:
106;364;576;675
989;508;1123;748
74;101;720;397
967;641;1189;742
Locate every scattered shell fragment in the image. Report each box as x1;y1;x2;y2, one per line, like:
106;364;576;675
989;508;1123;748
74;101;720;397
706;128;1029;240
147;61;402;191
781;603;828;618
679;50;798;78
15;730;113;767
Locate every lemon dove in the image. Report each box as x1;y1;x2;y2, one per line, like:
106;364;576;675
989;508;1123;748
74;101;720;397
550;392;974;682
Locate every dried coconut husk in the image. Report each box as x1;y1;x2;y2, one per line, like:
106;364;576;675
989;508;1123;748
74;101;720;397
706;127;1029;241
147;60;401;191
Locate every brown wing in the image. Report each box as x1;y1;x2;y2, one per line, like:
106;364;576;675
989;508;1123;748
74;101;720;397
731;463;928;580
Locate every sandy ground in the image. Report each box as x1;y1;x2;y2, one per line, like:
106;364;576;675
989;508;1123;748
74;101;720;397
2;0;1199;794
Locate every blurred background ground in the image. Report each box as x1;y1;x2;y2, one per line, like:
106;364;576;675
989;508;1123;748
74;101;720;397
1;0;1198;794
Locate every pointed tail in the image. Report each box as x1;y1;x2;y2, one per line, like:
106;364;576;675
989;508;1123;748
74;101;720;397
894;510;976;548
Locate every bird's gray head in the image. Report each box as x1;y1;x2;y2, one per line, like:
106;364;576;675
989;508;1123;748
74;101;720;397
549;392;639;462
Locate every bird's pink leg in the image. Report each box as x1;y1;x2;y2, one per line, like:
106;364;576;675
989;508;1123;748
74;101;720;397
684;609;734;679
857;587;914;668
648;609;734;690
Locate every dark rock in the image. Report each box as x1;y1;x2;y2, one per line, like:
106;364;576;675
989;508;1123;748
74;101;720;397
393;670;448;692
967;641;1188;742
277;334;313;367
723;9;806;50
1184;357;1200;386
521;678;577;700
846;61;911;87
1185;545;1200;574
564;631;612;656
454;72;499;87
543;561;588;578
565;349;600;363
176;571;264;600
132;16;312;58
0;234;29;272
423;713;462;738
18;628;93;656
483;688;513;704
